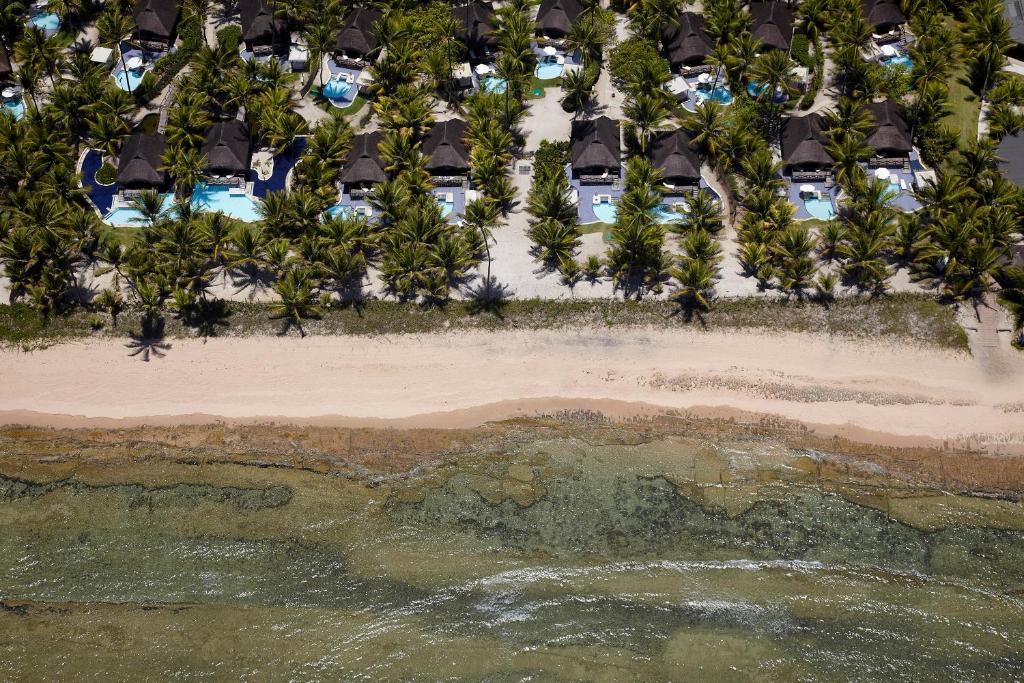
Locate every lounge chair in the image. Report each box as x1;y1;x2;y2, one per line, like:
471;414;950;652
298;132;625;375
556;55;565;65
592;195;600;204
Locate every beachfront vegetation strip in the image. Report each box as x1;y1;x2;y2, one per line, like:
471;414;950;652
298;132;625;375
0;294;969;349
0;0;1019;343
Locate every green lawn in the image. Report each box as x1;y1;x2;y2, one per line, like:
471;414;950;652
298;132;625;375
945;64;980;144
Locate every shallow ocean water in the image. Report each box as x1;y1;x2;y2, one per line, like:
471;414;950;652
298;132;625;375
1;430;1022;680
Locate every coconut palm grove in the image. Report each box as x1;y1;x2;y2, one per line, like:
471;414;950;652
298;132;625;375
0;0;1022;341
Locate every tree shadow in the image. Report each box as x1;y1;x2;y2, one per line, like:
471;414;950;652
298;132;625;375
125;318;172;361
466;275;513;318
181;299;233;338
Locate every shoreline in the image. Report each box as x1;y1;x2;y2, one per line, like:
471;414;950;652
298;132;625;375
2;327;1022;454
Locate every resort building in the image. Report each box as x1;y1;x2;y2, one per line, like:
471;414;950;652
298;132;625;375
865;100;913;164
115;133;168;193
535;0;582;41
780;114;834;179
0;45;12;82
748;2;794;52
340;131;387;197
423;119;470;184
454;2;498;60
862;0;906;34
661;12;713;74
649;128;701;193
1005;0;1024;59
239;0;286;55
333;7;382;65
570;116;621;182
133;0;180;49
996;132;1024;186
201;120;252;183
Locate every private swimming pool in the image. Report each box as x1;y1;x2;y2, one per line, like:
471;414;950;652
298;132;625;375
695;82;733;105
592;199;617;223
114;67;148;91
103;195;176;227
30;11;59;30
881;54;913;70
436;195;454;218
192;184;262;222
651;203;684;223
322;78;352;100
2;98;24;120
482;76;507;94
804;196;836;220
535;56;563;80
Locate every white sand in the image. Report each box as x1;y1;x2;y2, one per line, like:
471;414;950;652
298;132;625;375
2;328;1022;452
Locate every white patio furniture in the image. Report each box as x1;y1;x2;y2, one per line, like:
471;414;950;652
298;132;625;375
873;167;891;180
544;45;557;56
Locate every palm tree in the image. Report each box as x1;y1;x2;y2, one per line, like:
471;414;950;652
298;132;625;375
271;267;322;335
560;65;596;118
994;266;1024;344
303;18;337;90
162;146;206;199
0;0;25;56
97;7;136;95
624;91;668;153
462;197;501;291
686;100;727;161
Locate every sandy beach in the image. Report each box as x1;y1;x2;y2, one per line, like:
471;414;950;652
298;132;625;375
1;328;1022;453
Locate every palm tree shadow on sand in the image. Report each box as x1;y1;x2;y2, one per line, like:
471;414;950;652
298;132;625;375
465;275;514;317
125;319;172;361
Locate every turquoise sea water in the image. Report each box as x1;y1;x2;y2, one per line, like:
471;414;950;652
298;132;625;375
1;426;1022;679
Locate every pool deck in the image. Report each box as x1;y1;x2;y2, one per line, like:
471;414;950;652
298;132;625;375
678;73;733;113
432;184;468;223
785;179;840;221
321;64;363;107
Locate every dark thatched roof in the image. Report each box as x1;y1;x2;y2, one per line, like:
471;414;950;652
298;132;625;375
650;128;701;185
997;132;1024;186
780;114;834;170
133;0;180;42
454;2;498;54
116;133;167;188
240;0;285;46
571;116;621;174
865;100;913;156
749;2;793;51
0;44;11;79
861;0;906;30
536;0;582;38
341;131;387;186
424;119;470;175
334;7;382;57
202;120;251;175
661;12;712;69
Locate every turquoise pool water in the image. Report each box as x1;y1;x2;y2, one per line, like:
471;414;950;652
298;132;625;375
436;197;454;218
114;67;147;91
30;11;59;30
747;81;768;97
192;184;262;222
695;82;733;105
652;203;684;223
882;54;913;70
482;76;507;94
103;195;175;227
2;98;24;120
535;58;563;80
804;196;835;220
322;79;352;100
325;204;352;218
592;200;617;223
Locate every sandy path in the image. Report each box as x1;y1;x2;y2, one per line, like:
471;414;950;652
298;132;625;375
1;329;1022;451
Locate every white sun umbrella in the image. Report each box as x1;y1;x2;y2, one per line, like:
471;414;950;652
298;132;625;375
2;87;14;98
543;45;557;56
474;63;491;75
799;184;815;193
697;72;710;83
873;167;891;180
126;56;143;70
880;44;897;57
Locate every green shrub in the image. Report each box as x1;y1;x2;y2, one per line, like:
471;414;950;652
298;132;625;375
608;37;669;93
791;33;812;68
95;162;116;185
217;24;242;51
